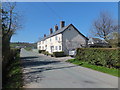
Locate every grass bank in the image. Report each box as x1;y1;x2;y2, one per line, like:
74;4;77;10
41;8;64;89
24;47;32;51
66;59;119;77
3;50;23;89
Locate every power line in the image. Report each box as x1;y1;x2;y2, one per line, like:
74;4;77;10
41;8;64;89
41;1;73;25
42;2;63;20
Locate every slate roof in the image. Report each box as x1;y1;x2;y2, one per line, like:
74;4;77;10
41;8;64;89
39;24;88;41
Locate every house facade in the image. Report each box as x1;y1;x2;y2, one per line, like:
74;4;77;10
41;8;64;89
37;21;88;55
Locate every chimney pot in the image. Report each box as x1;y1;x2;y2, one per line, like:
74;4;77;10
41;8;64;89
60;21;65;28
50;28;53;34
44;34;46;37
54;24;58;31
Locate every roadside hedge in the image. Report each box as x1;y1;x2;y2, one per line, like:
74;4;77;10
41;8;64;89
53;51;64;57
38;50;45;53
2;48;23;88
76;48;120;69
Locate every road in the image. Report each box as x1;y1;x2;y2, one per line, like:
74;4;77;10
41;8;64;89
20;49;118;88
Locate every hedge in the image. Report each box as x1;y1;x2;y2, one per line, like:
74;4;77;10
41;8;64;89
76;48;120;69
2;48;22;88
38;50;45;53
53;51;64;57
43;51;49;55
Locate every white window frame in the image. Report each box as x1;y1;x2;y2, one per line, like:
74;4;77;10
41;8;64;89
59;46;61;50
55;36;58;40
56;46;58;50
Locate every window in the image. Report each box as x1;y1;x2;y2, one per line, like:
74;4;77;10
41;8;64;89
55;36;58;40
42;46;44;50
45;45;47;49
39;46;41;49
59;46;61;50
56;46;58;50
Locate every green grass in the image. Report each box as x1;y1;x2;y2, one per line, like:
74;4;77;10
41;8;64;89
3;53;23;89
24;47;32;51
66;59;119;77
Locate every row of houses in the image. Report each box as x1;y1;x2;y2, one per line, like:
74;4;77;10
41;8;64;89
37;21;108;55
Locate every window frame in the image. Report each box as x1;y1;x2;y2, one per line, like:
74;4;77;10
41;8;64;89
55;36;58;40
59;46;61;50
55;46;58;50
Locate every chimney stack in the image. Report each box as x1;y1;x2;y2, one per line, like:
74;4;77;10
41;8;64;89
54;24;58;31
44;34;46;37
50;28;53;34
60;21;65;29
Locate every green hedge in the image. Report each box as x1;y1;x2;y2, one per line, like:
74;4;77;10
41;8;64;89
76;48;120;69
38;50;45;53
3;48;23;88
43;51;49;55
53;51;64;57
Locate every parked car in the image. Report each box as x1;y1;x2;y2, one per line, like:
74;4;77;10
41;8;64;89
69;49;76;57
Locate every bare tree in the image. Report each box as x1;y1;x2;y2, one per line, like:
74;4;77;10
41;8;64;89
106;32;120;47
2;2;22;67
90;11;118;40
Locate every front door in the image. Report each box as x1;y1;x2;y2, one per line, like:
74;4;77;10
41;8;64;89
51;46;54;53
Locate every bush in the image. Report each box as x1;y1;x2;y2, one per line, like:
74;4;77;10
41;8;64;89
38;50;45;53
43;51;49;55
2;48;22;88
76;48;119;69
53;51;64;57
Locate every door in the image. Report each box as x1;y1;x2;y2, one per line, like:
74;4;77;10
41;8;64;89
51;46;54;53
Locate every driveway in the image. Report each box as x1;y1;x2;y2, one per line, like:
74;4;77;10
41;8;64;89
20;48;118;88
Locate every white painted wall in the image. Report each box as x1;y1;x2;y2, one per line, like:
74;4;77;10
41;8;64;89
37;34;63;54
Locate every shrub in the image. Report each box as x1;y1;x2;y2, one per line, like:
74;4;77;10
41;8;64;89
53;51;64;57
76;48;119;69
2;48;22;88
38;50;45;53
43;51;49;55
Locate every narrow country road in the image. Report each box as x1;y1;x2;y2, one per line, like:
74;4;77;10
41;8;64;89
20;48;118;88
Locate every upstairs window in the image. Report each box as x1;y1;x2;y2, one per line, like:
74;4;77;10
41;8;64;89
59;37;60;41
55;36;58;40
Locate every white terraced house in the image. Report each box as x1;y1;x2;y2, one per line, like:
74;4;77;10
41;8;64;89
37;21;88;55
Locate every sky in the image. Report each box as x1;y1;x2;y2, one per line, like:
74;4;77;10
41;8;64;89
11;2;118;43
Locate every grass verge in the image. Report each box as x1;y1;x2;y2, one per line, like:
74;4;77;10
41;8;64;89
3;53;23;88
24;47;32;51
66;59;119;77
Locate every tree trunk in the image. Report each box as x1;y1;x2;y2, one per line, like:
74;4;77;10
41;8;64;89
2;34;12;69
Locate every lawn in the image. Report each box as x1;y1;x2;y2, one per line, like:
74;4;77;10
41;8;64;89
24;47;32;51
66;59;119;77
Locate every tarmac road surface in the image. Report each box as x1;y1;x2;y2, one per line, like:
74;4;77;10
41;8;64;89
20;48;118;88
